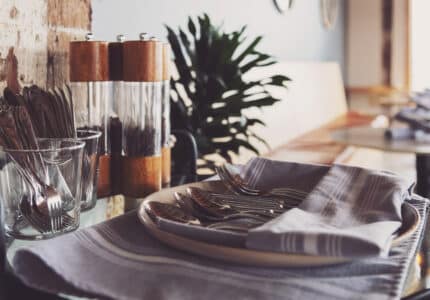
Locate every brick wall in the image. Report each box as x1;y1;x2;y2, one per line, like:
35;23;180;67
0;0;91;93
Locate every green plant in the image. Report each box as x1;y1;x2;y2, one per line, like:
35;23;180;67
166;14;290;170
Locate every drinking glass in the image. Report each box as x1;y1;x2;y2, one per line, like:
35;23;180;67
0;139;84;240
76;130;102;211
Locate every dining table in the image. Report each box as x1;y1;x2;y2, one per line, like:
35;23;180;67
1;178;430;299
331;126;430;199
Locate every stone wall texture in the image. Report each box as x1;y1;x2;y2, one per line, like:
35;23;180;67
0;0;91;93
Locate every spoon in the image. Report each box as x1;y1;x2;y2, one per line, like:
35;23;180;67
145;201;201;226
186;187;282;218
174;192;269;224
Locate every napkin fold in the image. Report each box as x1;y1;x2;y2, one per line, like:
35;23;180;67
242;158;414;257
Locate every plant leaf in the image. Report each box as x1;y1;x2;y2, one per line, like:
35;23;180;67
168;14;290;171
233;35;263;64
188;17;196;36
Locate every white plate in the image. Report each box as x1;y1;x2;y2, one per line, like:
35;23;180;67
138;181;420;267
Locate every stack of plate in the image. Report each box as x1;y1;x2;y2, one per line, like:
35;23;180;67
138;181;420;267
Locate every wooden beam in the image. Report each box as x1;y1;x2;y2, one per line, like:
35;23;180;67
382;0;393;86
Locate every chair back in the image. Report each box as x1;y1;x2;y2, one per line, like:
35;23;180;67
171;129;198;185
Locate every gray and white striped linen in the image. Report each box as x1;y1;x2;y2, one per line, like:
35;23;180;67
243;158;414;257
12;197;428;300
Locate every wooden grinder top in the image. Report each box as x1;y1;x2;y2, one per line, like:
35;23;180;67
109;34;125;81
69;37;109;82
123;37;163;82
162;42;171;81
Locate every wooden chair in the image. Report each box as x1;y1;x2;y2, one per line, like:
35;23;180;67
171;129;198;185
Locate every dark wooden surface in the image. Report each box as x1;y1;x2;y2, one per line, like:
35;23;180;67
108;42;124;81
123;40;163;82
69;41;110;82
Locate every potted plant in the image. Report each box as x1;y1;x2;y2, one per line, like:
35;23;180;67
167;14;290;172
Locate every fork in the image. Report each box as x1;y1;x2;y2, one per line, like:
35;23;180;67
216;164;308;199
28;172;63;232
174;192;274;222
14;160;63;233
199;190;301;209
186;187;289;213
20;195;73;233
218;164;308;197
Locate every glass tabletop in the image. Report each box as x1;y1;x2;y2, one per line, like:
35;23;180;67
331;126;430;154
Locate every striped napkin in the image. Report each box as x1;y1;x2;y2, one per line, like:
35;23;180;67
384;127;430;141
242;158;414;257
11;197;428;300
395;107;430;132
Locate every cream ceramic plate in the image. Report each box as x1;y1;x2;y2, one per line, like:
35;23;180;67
138;181;420;267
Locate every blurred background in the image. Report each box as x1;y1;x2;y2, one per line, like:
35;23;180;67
0;0;427;178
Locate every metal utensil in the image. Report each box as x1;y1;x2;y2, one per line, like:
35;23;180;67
0;136;62;232
186;187;293;210
16;165;63;233
21;157;63;232
20;195;73;233
184;188;279;219
174;192;270;223
216;164;308;199
146;201;201;226
186;187;285;216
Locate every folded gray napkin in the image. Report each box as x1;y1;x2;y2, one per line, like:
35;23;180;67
411;89;430;110
384;127;414;140
242;158;414;257
384;127;430;141
395;107;430;132
11;197;428;300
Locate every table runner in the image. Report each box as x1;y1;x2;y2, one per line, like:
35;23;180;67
12;196;428;300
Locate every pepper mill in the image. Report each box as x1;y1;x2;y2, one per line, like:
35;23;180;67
161;42;171;187
69;33;112;198
121;33;163;204
0;195;5;275
109;34;125;196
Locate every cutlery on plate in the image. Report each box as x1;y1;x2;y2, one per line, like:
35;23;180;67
186;187;284;217
146;201;201;226
186;187;292;211
216;164;308;199
174;192;270;224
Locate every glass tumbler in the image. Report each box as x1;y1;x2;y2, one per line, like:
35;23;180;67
0;139;84;240
76;130;102;211
121;81;162;197
71;81;114;198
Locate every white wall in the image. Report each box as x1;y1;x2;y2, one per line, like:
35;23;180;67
410;0;430;91
246;61;347;149
346;0;408;89
346;0;382;87
92;0;345;68
391;0;408;90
